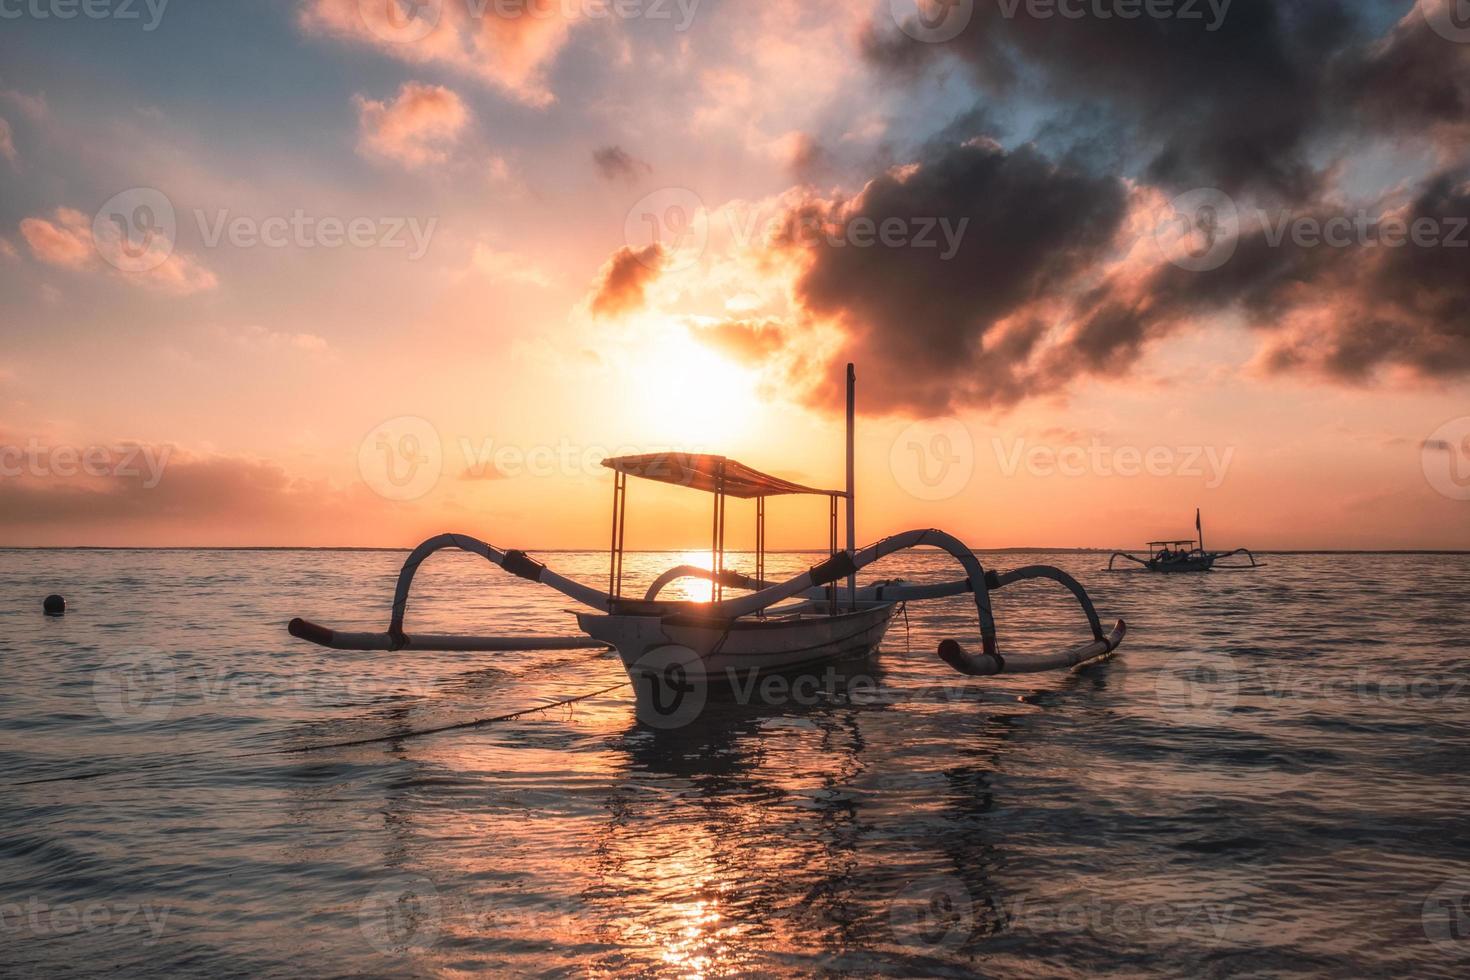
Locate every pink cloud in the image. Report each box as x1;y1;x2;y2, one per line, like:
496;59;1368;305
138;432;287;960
302;0;576;107
20;207;93;267
589;243;665;318
355;81;469;168
19;206;217;295
0;116;16;166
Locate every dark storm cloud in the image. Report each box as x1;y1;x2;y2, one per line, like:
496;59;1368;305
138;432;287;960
866;0;1364;198
761;2;1470;411
781;138;1129;413
593;145;652;183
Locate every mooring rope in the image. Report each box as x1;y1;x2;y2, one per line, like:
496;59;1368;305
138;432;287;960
8;681;631;787
269;681;629;754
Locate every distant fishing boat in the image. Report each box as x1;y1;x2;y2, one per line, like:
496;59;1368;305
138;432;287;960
1108;510;1259;573
289;366;1126;698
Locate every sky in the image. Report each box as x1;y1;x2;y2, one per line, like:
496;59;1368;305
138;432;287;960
1;0;1468;550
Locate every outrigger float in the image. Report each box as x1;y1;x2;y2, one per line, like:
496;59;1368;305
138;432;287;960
1108;511;1259;573
289;366;1126;693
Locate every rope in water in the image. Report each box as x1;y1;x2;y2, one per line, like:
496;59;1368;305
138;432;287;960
9;681;631;786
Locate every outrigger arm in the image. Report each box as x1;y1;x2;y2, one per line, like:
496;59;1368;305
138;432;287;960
289;530;1126;676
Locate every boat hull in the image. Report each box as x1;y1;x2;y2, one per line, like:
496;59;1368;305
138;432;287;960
1150;555;1216;573
577;600;896;686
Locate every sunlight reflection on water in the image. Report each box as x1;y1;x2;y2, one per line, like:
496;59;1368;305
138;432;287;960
1;549;1467;977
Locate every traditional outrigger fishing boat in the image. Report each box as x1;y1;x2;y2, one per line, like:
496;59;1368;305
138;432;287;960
289;366;1126;696
1108;511;1259;573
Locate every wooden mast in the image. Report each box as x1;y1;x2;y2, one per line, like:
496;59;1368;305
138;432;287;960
846;363;856;608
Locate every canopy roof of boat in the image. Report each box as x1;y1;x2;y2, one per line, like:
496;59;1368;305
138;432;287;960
603;452;842;499
1147;539;1198;546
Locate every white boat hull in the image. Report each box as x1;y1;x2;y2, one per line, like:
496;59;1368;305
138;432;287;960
577;600;896;686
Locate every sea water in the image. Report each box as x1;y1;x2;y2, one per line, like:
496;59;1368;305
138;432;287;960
1;549;1467;977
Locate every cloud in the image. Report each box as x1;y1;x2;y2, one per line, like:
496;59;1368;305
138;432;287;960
301;0;577;106
355;81;469;169
864;1;1470;203
20;207;93;267
777;138;1130;414
19;206;217;295
226;325;331;353
0;87;47;120
688;318;790;364
0;448;338;536
589;243;666;318
593;145;651;183
0;116;15;166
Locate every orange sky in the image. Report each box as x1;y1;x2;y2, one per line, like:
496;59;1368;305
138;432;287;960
2;1;1467;550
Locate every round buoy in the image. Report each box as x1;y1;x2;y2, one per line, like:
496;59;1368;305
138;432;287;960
43;594;66;617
